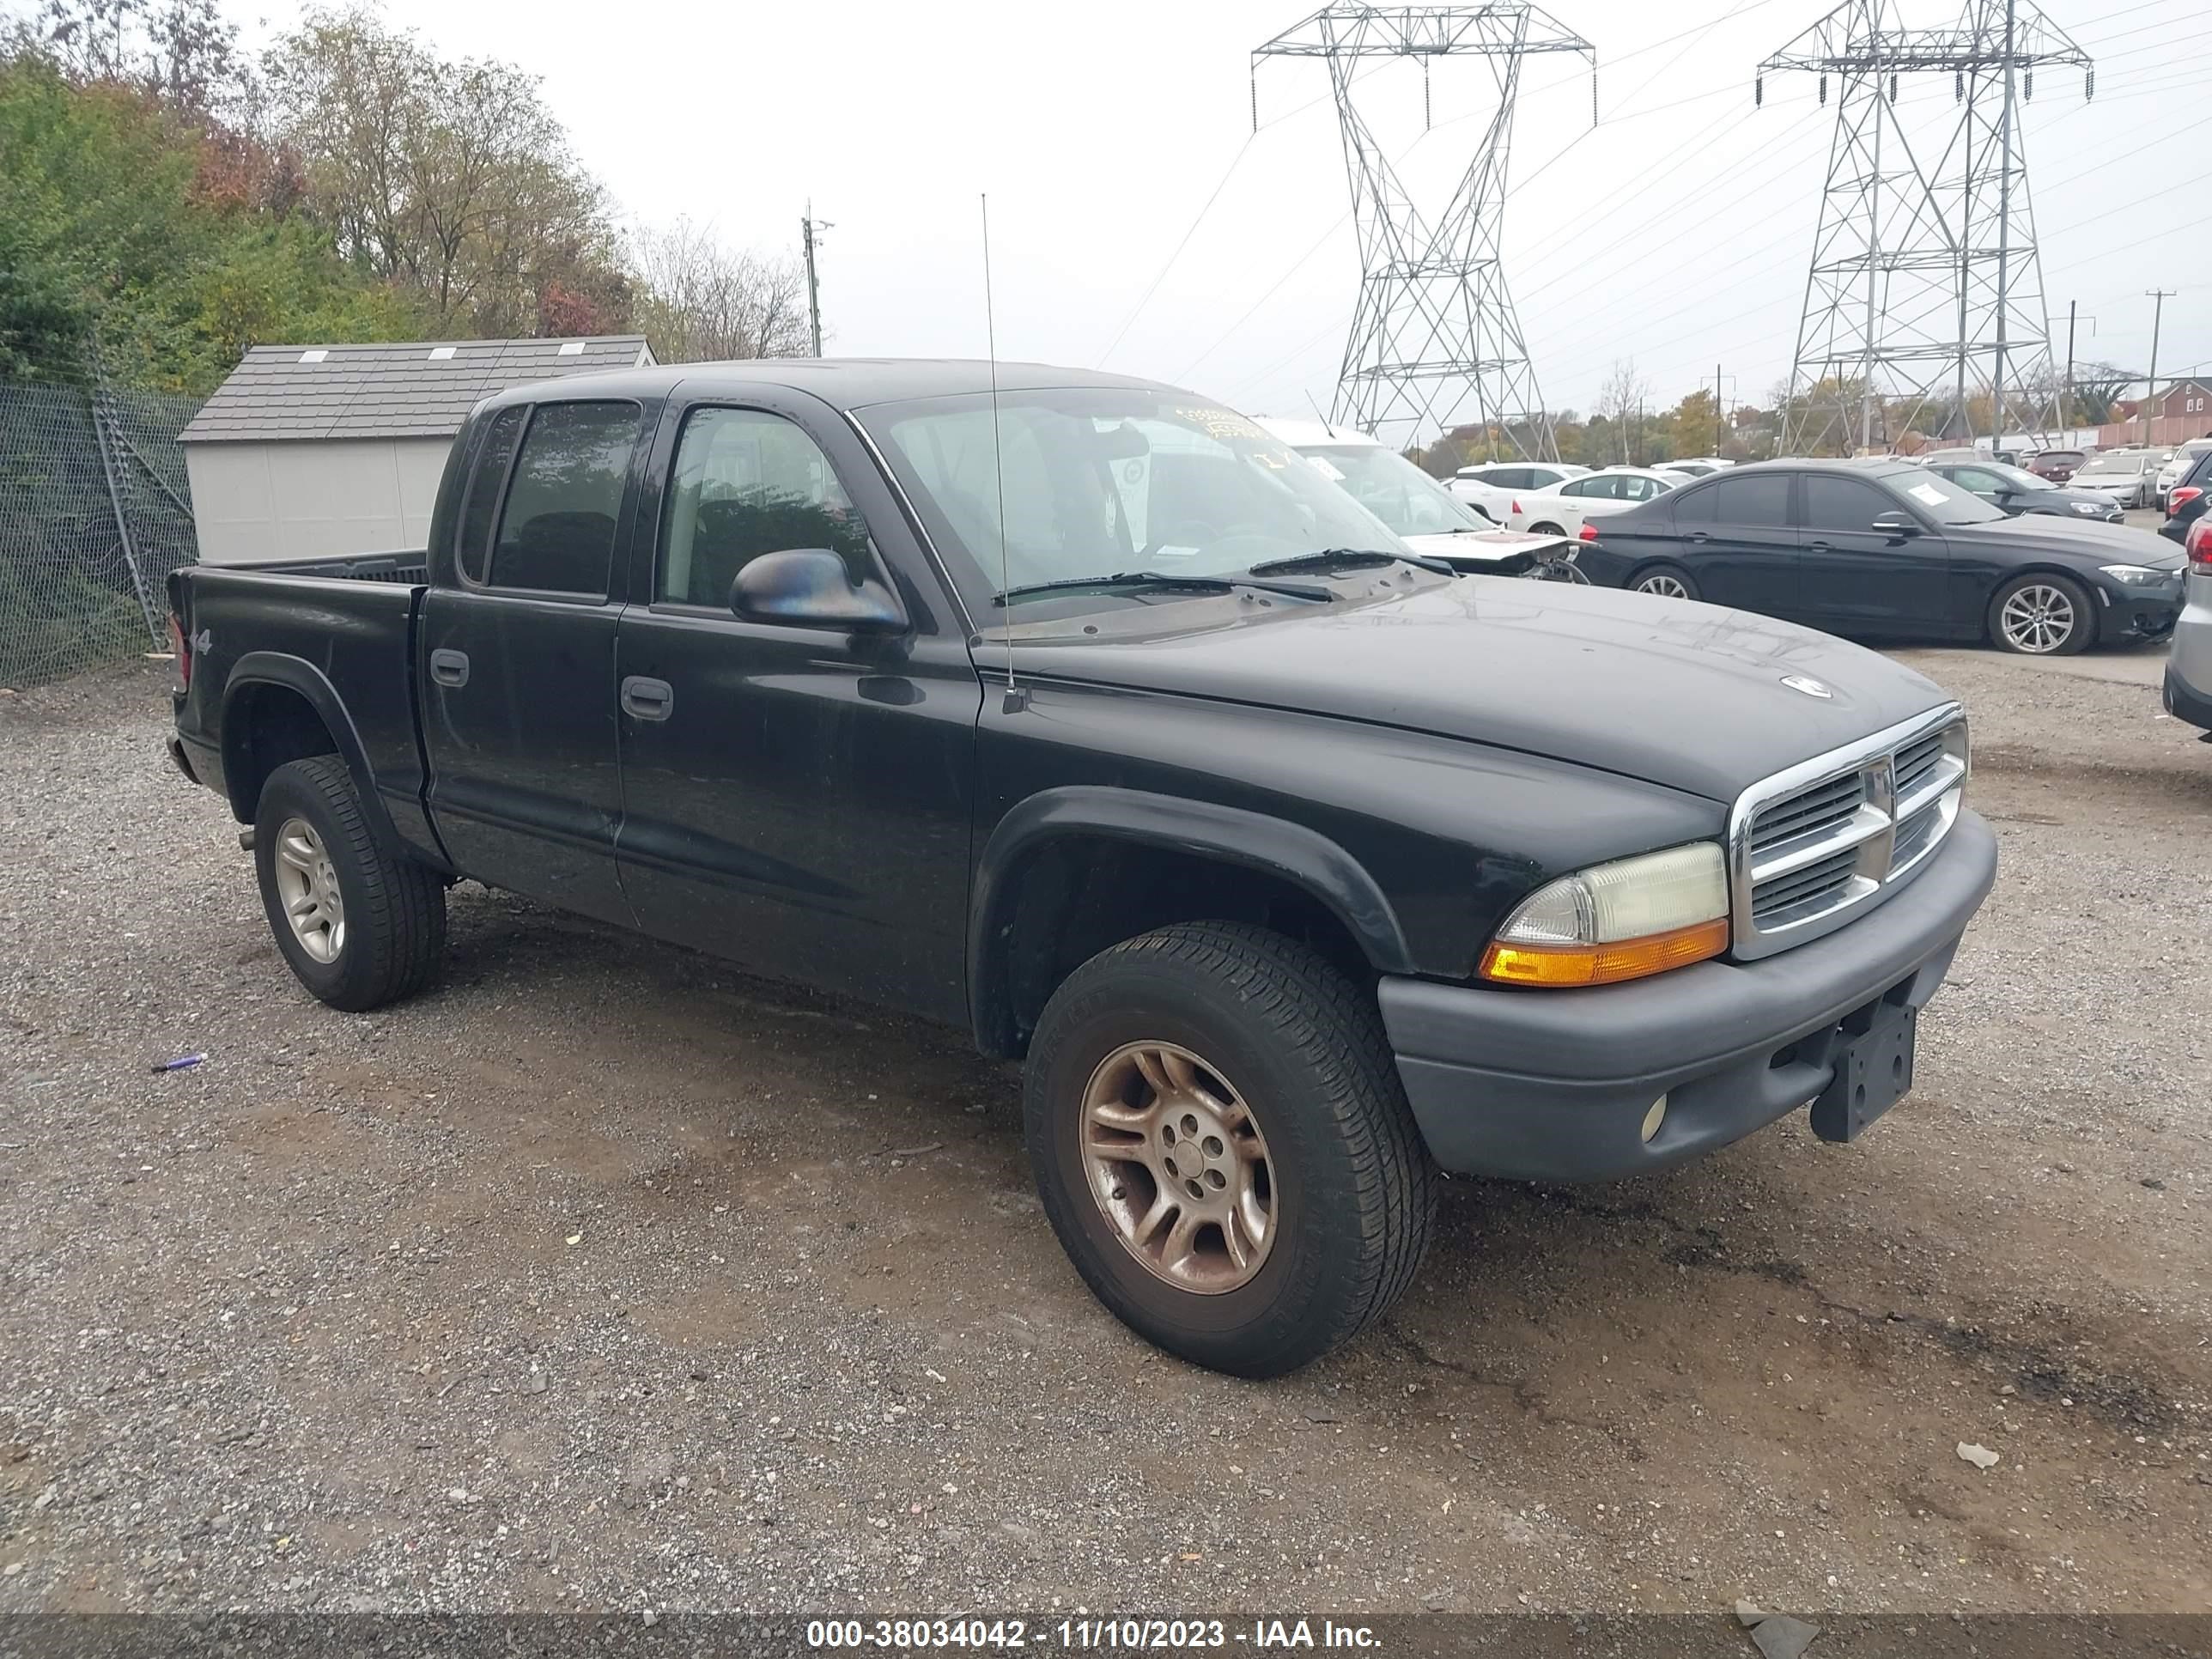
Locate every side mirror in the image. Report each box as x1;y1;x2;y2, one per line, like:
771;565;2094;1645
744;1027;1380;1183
1870;511;1920;539
732;548;907;634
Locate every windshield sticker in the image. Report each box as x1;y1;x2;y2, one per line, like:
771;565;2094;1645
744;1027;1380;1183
1304;455;1346;481
1907;483;1948;506
1152;544;1201;560
1173;406;1271;443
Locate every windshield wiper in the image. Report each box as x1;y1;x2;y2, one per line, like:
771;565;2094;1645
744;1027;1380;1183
1246;546;1458;577
992;570;1333;606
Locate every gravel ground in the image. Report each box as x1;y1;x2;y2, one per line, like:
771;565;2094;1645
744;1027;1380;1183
1;655;2208;1620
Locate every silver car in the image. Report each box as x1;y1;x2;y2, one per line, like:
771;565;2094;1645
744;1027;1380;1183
2166;518;2212;740
2070;450;2165;509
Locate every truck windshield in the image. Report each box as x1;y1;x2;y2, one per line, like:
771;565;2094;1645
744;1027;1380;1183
1288;443;1490;537
860;390;1410;609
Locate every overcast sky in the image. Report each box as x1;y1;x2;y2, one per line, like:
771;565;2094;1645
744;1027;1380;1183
245;0;2203;423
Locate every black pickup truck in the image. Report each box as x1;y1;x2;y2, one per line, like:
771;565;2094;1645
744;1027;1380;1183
168;359;1997;1376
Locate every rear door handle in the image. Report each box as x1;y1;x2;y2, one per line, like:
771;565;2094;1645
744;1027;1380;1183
621;676;674;720
1686;532;1711;544
1806;539;1832;551
428;648;470;688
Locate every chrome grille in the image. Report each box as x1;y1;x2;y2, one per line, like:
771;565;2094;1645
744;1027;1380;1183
1728;706;1969;960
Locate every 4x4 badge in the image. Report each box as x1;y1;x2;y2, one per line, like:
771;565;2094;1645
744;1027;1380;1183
1781;674;1832;699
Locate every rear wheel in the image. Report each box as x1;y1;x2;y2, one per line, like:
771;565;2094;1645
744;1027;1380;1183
1528;520;1566;537
1989;572;2094;655
1632;563;1698;601
254;756;447;1011
1024;922;1437;1377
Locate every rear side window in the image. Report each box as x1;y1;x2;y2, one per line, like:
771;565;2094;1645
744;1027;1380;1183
1484;466;1528;489
1713;472;1790;526
1673;483;1717;524
454;407;525;584
489;401;641;596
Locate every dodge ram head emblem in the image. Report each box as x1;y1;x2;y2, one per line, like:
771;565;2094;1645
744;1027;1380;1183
1781;674;1832;699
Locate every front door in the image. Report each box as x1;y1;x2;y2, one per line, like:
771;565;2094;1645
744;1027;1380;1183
419;398;646;926
612;393;981;1024
1794;472;1954;639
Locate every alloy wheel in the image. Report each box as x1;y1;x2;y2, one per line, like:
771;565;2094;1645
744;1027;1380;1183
1637;572;1691;599
272;817;345;963
1999;583;2076;653
1079;1041;1274;1294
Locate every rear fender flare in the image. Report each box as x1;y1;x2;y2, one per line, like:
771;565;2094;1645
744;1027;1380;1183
221;652;398;851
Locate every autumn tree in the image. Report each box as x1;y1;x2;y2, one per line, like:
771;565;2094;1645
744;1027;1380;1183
263;6;628;337
1595;360;1649;465
629;218;811;362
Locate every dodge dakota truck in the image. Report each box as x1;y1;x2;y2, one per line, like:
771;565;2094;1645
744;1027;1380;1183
167;359;1997;1377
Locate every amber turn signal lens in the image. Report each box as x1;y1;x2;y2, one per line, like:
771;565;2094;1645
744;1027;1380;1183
1479;917;1729;988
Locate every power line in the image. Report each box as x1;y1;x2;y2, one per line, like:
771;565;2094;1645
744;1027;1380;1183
1093;137;1255;368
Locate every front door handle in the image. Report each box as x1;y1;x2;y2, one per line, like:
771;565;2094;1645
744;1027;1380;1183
621;676;674;720
428;648;470;688
1806;539;1832;551
1686;532;1711;544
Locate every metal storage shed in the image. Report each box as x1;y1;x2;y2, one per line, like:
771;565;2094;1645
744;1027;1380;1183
178;337;654;565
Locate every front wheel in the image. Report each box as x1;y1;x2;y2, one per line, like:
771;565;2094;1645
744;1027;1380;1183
1023;922;1437;1377
1989;572;2094;655
254;756;447;1011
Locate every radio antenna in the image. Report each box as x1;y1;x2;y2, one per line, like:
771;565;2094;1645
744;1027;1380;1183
981;192;1024;713
1303;388;1339;440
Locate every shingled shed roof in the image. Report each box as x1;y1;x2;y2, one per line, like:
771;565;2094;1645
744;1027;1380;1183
179;337;654;444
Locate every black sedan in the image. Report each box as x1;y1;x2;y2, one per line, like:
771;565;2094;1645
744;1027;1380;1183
2165;447;2212;544
1577;459;2185;654
1923;460;2124;525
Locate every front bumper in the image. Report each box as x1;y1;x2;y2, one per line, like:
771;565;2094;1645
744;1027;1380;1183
1378;811;1998;1182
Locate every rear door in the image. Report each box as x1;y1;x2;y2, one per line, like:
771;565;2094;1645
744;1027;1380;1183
1794;472;1954;638
1680;471;1802;614
611;389;981;1024
417;398;646;925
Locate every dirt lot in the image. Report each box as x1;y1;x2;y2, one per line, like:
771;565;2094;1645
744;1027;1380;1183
1;651;2208;1620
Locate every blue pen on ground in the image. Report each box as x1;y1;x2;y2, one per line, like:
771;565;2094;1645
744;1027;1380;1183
153;1053;208;1073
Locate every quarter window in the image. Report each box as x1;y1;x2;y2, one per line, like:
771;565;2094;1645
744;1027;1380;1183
659;407;876;608
455;406;525;584
1673;483;1717;524
489;401;641;595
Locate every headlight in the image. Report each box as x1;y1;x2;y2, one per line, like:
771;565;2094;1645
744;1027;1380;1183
2070;501;2103;514
1480;843;1729;988
2100;563;2169;584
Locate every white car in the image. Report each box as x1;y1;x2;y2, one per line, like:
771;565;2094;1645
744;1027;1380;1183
1448;459;1588;521
2158;439;2212;511
1504;465;1681;534
2069;449;2166;510
1255;418;1584;580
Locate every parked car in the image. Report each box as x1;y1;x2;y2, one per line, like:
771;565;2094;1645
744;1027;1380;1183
1576;459;2185;654
2166;515;2212;741
1255;417;1582;579
165;359;1998;1377
1923;459;2123;524
1449;459;1587;520
1916;447;1986;466
2156;438;2212;510
1506;466;1680;534
2029;448;2088;483
2165;446;2212;544
1657;461;1720;480
2068;449;2165;509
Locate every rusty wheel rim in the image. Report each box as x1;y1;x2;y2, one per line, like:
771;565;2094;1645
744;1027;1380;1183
1079;1041;1275;1295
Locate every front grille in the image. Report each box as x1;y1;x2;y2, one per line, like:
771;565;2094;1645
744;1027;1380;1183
1729;708;1969;959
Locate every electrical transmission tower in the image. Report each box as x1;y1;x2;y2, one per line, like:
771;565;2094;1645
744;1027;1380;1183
1761;0;2090;455
1254;4;1594;459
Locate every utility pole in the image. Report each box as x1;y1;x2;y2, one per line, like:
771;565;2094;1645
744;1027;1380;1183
2062;300;2075;434
800;204;831;356
2143;288;2174;448
1716;364;1725;454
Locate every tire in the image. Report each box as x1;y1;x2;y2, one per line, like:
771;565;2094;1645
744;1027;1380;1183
1988;571;2094;656
1023;921;1437;1377
1528;521;1566;537
253;756;447;1011
1632;562;1699;601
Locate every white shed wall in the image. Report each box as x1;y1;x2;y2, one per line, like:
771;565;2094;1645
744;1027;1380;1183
185;437;453;565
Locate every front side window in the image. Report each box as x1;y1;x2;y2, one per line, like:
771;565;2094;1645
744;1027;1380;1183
489;401;641;595
1881;467;2005;525
659;407;875;607
1712;472;1790;526
861;389;1407;610
1802;475;1894;532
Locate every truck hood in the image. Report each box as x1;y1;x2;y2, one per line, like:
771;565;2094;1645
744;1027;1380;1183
1016;578;1953;802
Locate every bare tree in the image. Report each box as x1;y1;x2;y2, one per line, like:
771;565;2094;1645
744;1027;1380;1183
263;6;623;334
1595;359;1649;464
8;0;250;116
629;219;811;362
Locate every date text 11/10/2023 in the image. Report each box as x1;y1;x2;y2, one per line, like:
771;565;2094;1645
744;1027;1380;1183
805;1618;1381;1650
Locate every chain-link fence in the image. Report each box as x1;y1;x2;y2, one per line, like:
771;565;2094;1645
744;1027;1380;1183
0;364;204;689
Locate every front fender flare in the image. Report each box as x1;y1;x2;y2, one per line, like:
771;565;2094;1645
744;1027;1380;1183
968;786;1414;1054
